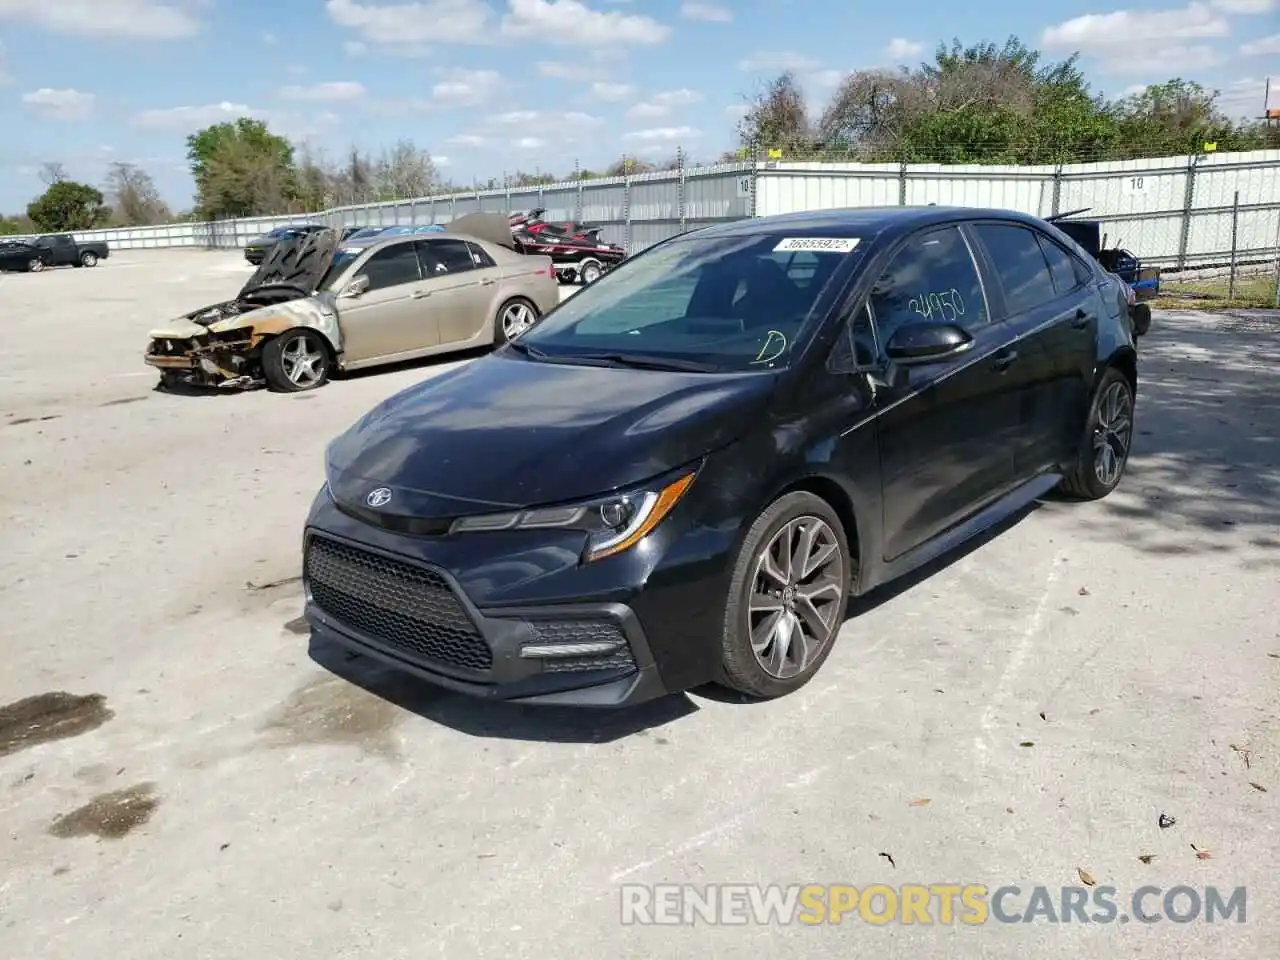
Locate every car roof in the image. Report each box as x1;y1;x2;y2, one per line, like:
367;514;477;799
340;229;492;253
685;206;1054;243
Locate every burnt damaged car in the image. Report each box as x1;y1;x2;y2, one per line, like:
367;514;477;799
144;214;561;393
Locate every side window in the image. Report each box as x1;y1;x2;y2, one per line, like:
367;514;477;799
827;302;878;372
467;241;496;269
1037;234;1085;296
970;223;1056;315
417;238;477;276
867;225;988;350
360;242;422;291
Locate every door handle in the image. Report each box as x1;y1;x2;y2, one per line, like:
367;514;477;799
480;278;495;286
410;290;430;299
1071;307;1093;329
991;348;1018;372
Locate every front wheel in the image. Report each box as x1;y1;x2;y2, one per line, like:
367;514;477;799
579;260;602;285
261;331;331;392
719;492;851;699
80;251;99;268
1131;303;1151;336
1059;368;1135;500
27;259;44;272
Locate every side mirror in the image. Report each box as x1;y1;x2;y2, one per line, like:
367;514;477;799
884;322;973;363
341;275;370;298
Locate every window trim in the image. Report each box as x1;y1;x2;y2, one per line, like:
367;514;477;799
357;238;424;291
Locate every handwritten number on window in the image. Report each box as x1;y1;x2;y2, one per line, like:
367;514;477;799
908;288;965;323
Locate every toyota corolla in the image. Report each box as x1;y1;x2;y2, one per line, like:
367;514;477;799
301;206;1140;707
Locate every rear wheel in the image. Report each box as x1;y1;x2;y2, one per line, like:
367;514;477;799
1060;368;1134;500
261;330;331;392
80;251;99;268
493;297;539;346
579;260;602;285
719;492;850;699
27;259;44;273
1131;303;1151;336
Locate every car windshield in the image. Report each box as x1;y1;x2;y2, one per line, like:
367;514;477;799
516;233;858;371
317;248;365;290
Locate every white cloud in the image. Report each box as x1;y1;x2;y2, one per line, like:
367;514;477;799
738;51;821;72
884;37;923;61
1241;32;1280;55
591;81;635;101
445;133;487;146
809;69;847;87
132;101;265;130
1210;0;1274;11
279;81;366;101
679;2;731;21
434;155;451;166
513;137;544;148
431;69;501;105
725;103;750;120
501;0;669;47
344;40;367;55
561;110;602;125
262;31;277;44
1122;83;1150;96
0;0;202;39
626;87;703;118
624;126;699;142
490;109;541;124
325;0;492;47
1042;3;1235;73
22;87;95;120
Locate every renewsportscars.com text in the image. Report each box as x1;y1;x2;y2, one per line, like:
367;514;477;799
620;883;1247;926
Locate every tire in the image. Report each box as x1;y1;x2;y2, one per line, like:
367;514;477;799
261;330;331;392
492;297;539;346
719;491;851;699
579;260;602;285
28;259;44;273
1131;303;1151;336
80;251;98;268
1059;367;1135;500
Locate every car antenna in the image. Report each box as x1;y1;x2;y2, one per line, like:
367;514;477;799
1046;207;1091;223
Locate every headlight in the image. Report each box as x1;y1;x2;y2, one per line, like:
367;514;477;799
449;470;697;562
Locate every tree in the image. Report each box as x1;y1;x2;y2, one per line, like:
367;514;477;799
104;162;171;226
186;118;297;217
39;162;68;186
0;217;25;235
736;71;814;153
372;139;439;200
27;180;111;232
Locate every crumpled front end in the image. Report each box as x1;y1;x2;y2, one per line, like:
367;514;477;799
144;297;340;390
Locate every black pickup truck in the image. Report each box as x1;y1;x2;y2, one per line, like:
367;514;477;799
0;233;111;272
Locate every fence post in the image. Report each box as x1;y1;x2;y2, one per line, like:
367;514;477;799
1175;153;1199;271
1050;163;1064;216
677;145;687;234
748;140;759;219
1228;190;1239;299
898;161;908;205
575;159;584;222
623;156;633;254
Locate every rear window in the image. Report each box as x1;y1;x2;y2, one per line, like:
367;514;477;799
518;233;858;370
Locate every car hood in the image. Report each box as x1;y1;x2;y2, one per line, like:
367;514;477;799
324;352;777;517
238;228;338;299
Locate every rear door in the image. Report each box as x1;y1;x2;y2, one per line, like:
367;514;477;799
415;237;496;345
866;224;1022;560
966;221;1096;477
337;240;436;363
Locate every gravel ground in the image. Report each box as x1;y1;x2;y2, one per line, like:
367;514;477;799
1;251;1277;958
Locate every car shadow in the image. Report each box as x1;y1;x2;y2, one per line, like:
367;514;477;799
333;345;494;383
307;632;698;744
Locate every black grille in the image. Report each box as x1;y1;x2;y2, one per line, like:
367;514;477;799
305;535;492;672
523;619;635;674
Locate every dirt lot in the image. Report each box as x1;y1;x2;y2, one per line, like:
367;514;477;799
1;250;1277;958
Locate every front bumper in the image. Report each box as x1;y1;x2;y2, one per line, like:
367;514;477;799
244;247;266;264
144;332;261;388
302;528;670;706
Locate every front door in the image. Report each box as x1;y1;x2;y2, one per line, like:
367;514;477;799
415;238;498;346
338;239;438;363
866;224;1022;561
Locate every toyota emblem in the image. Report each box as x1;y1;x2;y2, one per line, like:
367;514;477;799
366;487;393;507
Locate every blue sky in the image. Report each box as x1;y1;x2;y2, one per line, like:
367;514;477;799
1;0;1276;214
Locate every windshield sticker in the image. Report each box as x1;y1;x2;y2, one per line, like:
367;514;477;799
773;237;860;253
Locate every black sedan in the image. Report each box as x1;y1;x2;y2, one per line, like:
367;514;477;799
302;206;1141;707
243;223;328;264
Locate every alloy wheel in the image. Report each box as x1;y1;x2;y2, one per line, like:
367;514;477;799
1092;379;1133;487
502;302;536;339
748;515;845;679
281;334;326;386
28;259;43;272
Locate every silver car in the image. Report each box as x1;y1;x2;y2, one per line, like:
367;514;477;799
145;214;561;392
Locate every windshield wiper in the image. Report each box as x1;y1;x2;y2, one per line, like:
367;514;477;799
566;352;720;372
503;339;552;360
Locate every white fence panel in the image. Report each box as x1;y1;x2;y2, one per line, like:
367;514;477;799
755;163;899;216
905;164;1057;214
